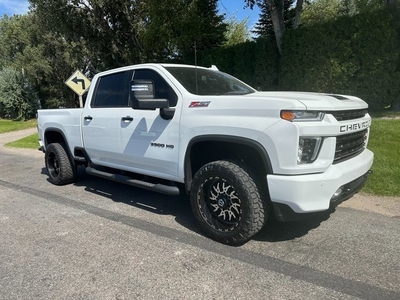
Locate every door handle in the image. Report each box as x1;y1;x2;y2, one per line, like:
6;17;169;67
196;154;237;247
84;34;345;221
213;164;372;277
121;116;133;122
84;115;93;121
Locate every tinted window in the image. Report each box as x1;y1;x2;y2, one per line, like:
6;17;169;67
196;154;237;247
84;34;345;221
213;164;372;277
164;67;255;96
92;70;133;107
133;69;178;107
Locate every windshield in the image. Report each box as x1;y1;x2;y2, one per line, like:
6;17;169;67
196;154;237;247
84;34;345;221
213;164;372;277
164;66;256;96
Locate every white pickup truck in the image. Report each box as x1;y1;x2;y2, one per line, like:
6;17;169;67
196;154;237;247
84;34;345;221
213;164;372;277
37;63;374;245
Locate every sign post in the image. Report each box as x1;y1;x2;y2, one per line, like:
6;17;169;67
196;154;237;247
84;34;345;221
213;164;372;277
65;70;91;107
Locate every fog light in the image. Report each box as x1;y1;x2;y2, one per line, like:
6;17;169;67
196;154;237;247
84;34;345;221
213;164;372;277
297;137;322;164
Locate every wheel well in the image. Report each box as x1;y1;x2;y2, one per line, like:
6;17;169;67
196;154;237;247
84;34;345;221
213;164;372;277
44;130;66;147
185;139;272;192
44;129;77;166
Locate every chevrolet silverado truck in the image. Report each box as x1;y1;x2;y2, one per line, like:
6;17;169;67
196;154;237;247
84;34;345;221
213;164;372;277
37;63;374;245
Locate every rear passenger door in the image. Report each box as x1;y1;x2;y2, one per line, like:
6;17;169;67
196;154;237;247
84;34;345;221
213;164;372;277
82;70;133;166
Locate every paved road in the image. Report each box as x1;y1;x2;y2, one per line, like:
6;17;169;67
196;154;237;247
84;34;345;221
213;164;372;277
0;130;399;299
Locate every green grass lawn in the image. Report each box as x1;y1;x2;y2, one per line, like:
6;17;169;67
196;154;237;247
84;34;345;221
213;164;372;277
363;119;400;197
5;133;39;149
0;119;37;133
3;117;399;197
370;111;400;119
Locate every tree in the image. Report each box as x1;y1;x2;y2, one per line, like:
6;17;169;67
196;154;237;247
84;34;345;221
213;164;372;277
0;14;51;78
29;0;226;66
301;0;345;25
0;14;49;111
0;67;39;120
301;0;396;25
29;0;143;70
246;0;304;54
138;0;226;61
294;0;304;28
0;14;83;109
252;0;295;38
223;16;251;46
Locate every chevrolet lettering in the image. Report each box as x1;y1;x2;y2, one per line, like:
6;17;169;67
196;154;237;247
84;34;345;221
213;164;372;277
340;120;370;132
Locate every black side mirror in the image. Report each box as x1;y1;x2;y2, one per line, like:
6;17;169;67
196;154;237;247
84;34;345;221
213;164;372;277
130;79;169;110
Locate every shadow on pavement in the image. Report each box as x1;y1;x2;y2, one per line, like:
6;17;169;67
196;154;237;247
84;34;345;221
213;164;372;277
41;166;336;244
70;167;201;234
254;208;335;242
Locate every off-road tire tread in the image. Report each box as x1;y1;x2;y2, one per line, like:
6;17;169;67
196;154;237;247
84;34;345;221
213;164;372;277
191;160;269;245
45;143;76;185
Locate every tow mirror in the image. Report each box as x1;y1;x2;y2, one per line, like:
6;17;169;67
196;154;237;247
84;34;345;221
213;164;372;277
130;80;169;110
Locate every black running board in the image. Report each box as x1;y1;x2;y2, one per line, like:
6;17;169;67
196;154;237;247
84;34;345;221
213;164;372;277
86;167;180;196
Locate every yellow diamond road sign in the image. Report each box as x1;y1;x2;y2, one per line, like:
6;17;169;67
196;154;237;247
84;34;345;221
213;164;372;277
65;70;91;96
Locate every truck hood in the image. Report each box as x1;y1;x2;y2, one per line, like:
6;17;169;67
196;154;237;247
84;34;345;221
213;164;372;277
246;91;368;111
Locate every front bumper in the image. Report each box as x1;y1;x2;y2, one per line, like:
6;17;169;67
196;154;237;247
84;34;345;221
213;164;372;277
267;149;373;220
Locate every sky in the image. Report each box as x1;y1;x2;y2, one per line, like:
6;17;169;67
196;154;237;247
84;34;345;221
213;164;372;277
0;0;29;16
0;0;261;27
218;0;261;29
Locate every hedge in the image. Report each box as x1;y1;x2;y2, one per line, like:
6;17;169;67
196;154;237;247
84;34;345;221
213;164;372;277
192;8;400;111
281;9;400;111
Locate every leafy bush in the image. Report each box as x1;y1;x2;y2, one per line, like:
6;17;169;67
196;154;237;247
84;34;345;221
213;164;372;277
0;67;39;120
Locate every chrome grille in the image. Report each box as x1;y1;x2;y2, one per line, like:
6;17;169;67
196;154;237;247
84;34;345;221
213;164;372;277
334;129;367;164
328;109;367;121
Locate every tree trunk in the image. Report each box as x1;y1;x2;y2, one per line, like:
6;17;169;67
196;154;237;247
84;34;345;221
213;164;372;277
391;95;400;111
294;0;304;29
265;0;285;55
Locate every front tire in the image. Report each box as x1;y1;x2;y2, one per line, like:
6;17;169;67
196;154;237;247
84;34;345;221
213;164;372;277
45;143;76;185
190;160;268;245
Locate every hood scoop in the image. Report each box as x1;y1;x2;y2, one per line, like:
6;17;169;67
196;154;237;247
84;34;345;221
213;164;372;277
328;94;349;100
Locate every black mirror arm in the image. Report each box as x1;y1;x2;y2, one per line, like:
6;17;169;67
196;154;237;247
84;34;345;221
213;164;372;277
160;107;175;120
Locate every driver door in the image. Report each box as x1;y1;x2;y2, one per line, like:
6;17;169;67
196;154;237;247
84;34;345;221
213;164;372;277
119;68;180;177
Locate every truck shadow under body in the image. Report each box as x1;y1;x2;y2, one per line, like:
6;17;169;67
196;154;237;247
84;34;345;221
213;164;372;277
41;166;338;244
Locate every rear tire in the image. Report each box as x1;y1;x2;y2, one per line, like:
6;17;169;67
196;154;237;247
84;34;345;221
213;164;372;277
45;143;76;185
190;160;268;245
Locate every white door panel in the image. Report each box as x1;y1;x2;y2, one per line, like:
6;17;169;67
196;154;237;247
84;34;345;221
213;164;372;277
82;108;121;164
120;108;179;176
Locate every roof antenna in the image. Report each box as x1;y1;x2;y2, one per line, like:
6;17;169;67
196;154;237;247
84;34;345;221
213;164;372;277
194;41;198;94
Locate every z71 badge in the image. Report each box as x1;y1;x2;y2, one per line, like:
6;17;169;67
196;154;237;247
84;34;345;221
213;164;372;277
340;120;370;132
189;101;210;108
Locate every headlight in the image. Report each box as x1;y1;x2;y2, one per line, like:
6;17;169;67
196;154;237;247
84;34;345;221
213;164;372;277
298;137;322;164
281;110;325;122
